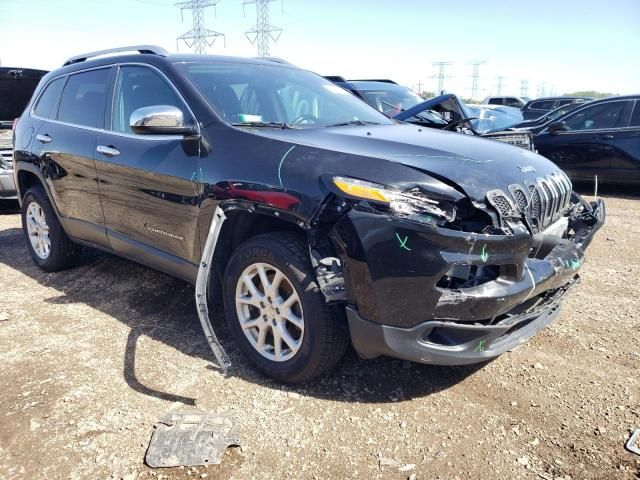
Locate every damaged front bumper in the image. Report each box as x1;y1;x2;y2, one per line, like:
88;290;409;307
334;198;605;365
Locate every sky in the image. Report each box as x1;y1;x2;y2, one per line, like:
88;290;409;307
0;0;639;99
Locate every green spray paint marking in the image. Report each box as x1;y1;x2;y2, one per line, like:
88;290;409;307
395;233;411;251
277;146;296;188
570;259;581;270
474;339;487;353
480;244;489;263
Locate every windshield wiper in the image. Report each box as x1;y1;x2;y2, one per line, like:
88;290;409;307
381;100;405;112
231;121;293;129
326;119;381;127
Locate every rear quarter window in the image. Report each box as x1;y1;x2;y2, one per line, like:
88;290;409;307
33;77;65;119
57;68;110;128
530;100;555;110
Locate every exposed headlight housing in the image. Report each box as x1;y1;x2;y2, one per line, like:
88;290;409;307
332;176;456;223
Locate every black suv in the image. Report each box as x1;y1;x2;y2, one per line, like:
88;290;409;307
525;95;640;185
13;46;604;382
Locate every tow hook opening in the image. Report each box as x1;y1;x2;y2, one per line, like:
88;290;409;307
436;264;501;289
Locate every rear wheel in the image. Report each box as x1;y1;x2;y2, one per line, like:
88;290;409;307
21;186;82;271
223;232;348;382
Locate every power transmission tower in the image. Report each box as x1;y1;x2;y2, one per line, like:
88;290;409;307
537;82;547;97
520;79;529;97
495;76;505;95
176;0;224;54
431;61;452;93
244;0;282;57
468;60;487;101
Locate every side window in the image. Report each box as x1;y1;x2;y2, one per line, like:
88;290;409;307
530;100;555;110
488;98;503;105
505;98;522;107
112;66;188;133
557;99;574;106
57;68;110;128
563;101;628;131
33;77;65;119
629;102;640;127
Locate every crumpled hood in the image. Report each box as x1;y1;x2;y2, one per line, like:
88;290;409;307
254;123;562;203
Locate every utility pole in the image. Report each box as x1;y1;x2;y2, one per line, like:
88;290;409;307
468;60;487;101
431;61;452;94
414;80;423;94
244;0;282;57
520;79;529;97
176;0;224;54
495;76;505;95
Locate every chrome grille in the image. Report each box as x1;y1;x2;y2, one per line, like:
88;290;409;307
0;148;12;170
487;171;572;234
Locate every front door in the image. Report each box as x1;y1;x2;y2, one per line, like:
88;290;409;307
535;100;631;183
94;64;202;275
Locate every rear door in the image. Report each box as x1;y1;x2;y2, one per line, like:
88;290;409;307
94;64;202;274
523;100;556;120
535;100;632;182
31;68;110;246
609;100;640;184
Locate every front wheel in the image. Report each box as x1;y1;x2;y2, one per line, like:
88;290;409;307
223;232;348;382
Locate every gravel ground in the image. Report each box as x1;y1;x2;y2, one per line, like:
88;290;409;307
0;193;638;480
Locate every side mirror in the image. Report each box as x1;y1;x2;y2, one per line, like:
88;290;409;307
130;105;196;135
547;121;568;135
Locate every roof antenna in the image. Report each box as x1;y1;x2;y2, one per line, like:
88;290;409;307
593;174;598;200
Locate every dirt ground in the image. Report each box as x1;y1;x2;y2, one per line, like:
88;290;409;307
0;192;638;480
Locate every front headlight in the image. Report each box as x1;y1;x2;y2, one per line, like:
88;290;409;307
332;176;456;222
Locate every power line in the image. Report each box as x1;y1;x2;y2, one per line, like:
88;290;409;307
243;0;282;57
431;61;452;94
468;60;487;101
176;0;225;54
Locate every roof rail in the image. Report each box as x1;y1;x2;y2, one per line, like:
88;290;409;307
349;79;398;84
63;45;169;67
324;75;348;83
253;56;294;66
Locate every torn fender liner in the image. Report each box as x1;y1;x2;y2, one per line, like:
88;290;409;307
195;206;231;370
145;410;241;467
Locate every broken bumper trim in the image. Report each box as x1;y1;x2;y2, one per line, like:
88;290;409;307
346;279;576;365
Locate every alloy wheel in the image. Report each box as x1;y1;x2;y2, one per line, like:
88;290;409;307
26;201;51;260
235;262;304;362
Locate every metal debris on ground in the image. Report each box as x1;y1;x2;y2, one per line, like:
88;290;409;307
625;428;640;455
145;410;240;468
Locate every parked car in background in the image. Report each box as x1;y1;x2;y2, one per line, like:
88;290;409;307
527;95;640;184
521;96;592;120
13;46;604;382
482;96;530;108
513;102;583;128
327;78;534;149
0;67;48;200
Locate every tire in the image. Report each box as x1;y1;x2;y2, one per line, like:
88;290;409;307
21;186;82;271
223;231;348;382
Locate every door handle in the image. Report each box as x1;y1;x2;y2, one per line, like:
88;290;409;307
36;134;52;144
96;145;120;157
598;134;614;140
